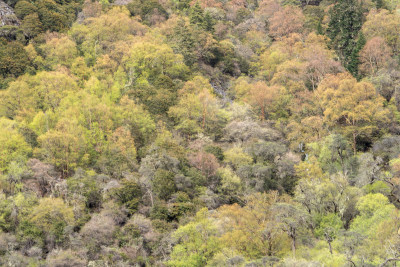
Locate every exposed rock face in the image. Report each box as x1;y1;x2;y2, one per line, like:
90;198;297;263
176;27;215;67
0;0;19;27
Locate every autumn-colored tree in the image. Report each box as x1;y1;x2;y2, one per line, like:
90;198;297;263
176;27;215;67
359;37;392;76
301;33;343;90
188;151;220;178
245;81;281;120
81;0;102;19
3;0;400;264
269;6;305;39
256;0;281;20
363;9;400;53
317;73;390;153
270;59;307;94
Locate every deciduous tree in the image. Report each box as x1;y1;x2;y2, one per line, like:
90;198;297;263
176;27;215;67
359;37;392;76
245;81;281;120
269;6;305;39
317;73;390;153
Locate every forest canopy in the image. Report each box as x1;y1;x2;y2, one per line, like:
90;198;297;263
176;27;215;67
2;0;400;266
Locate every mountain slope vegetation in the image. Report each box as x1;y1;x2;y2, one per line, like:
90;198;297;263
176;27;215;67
2;0;400;266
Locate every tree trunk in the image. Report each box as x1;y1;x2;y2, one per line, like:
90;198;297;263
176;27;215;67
148;189;154;207
328;240;333;255
261;105;265;121
202;107;206;129
291;234;296;258
352;131;357;155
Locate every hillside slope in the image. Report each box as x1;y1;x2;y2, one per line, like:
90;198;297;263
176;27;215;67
1;0;400;266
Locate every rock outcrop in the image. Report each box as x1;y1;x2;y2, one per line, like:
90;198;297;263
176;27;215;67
0;0;19;27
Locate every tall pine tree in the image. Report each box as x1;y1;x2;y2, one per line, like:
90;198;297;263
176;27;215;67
189;2;204;26
348;32;366;79
327;0;364;77
171;19;197;66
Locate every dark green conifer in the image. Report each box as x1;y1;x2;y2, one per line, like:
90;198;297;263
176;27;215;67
327;0;364;76
172;19;197;66
189;2;204;27
203;11;215;32
348;32;366;79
